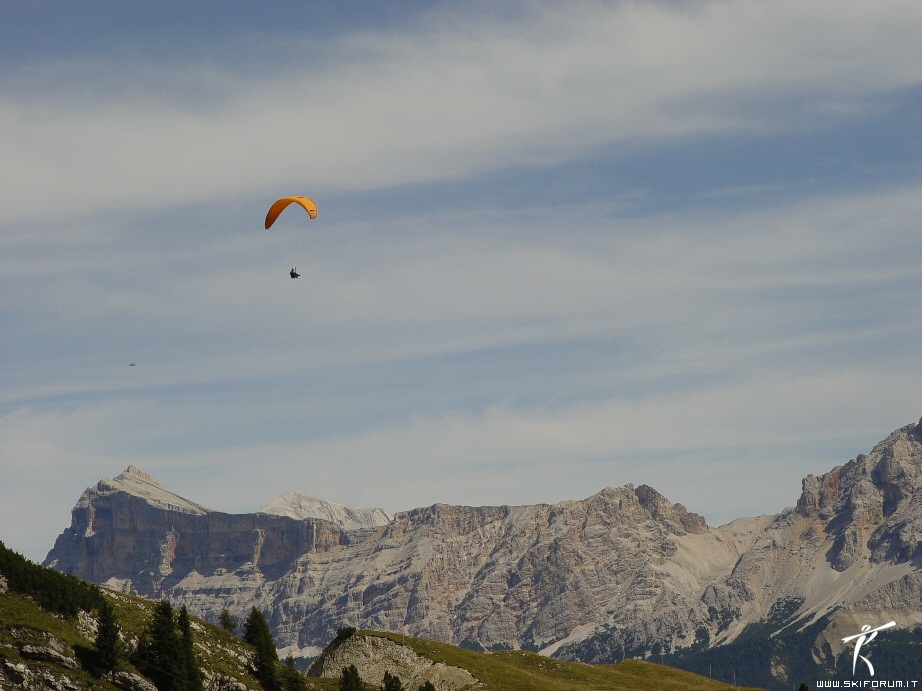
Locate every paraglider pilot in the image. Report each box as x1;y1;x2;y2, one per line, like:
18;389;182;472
290;267;300;279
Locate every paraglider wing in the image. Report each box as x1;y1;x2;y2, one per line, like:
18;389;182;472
265;196;318;229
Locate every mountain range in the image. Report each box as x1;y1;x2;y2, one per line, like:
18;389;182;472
43;418;922;689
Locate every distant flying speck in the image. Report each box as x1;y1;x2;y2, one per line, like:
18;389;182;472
290;267;300;279
129;363;136;367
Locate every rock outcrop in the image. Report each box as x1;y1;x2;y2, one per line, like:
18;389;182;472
43;418;922;666
308;633;480;690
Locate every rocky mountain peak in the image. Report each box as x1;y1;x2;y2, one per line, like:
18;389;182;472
797;418;922;514
76;465;209;516
794;417;922;570
118;464;159;485
634;483;708;534
259;490;393;530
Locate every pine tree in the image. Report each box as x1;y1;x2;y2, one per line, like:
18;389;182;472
95;597;121;672
218;608;237;634
243;607;281;690
383;670;404;691
418;683;436;691
339;664;363;691
281;655;307;691
135;600;183;690
177;605;204;691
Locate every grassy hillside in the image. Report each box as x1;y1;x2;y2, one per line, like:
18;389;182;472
0;540;275;689
312;630;765;691
0;575;267;689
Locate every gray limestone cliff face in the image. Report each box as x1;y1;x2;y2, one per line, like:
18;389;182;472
301;483;713;654
44;467;350;596
45;469;726;657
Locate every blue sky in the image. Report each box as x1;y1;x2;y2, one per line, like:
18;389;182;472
3;1;922;563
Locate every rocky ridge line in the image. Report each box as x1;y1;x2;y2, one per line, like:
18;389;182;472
43;418;922;669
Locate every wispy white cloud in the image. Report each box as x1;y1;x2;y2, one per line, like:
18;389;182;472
3;1;922;223
6;180;922;409
3;1;922;562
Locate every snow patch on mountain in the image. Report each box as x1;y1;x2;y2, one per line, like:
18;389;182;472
259;490;393;530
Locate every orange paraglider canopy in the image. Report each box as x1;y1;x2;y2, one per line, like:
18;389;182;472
264;196;318;229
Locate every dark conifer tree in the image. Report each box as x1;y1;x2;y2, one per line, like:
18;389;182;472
418;683;437;691
135;600;183;690
339;664;363;691
178;605;204;691
0;540;104;617
95;597;121;672
383;670;404;691
243;607;281;690
281;655;307;691
218;608;237;635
